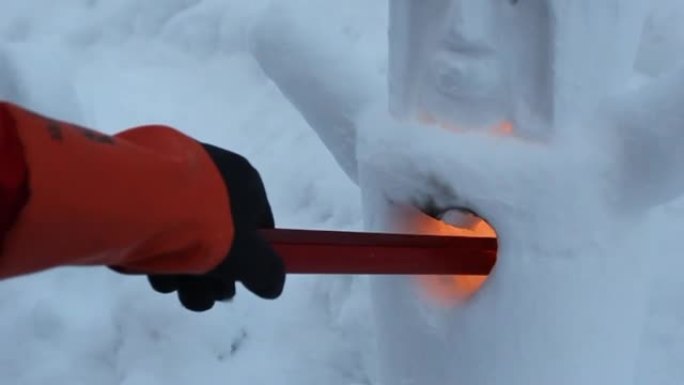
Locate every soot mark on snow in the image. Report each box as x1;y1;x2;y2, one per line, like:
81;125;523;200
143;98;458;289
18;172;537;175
217;329;248;362
230;329;248;355
411;174;463;218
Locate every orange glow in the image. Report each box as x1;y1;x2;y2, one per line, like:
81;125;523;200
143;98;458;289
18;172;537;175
418;112;513;137
415;217;495;306
415;112;505;306
494;121;514;136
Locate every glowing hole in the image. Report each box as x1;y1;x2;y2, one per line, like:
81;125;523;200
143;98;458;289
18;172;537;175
413;112;506;306
415;209;497;306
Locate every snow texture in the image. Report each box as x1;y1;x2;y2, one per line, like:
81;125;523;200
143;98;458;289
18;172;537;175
0;1;683;385
252;0;684;385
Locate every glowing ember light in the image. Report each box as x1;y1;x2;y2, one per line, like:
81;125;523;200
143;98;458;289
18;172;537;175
418;112;513;136
415;215;495;305
415;114;507;305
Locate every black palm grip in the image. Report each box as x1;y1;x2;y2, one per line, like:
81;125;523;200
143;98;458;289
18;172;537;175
146;143;286;312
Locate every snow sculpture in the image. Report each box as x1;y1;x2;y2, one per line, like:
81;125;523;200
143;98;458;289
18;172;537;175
251;1;684;384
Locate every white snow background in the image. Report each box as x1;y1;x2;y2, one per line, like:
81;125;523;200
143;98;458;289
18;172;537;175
0;0;683;384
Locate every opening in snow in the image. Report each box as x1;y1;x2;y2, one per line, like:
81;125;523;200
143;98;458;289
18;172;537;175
400;113;505;306
415;208;497;306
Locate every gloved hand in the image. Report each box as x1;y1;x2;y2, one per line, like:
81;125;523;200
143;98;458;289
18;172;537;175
0;102;285;297
145;144;285;312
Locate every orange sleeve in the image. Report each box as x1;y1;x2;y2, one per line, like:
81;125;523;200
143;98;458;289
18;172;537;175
0;102;234;279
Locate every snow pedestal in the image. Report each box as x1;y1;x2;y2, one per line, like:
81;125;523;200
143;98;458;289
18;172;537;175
361;187;651;385
367;260;651;385
363;2;656;384
355;116;655;384
252;1;684;384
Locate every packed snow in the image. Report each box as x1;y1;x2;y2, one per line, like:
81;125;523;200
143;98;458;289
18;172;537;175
1;1;684;385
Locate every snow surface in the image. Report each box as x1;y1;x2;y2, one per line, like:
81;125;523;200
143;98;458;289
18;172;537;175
0;0;683;384
356;2;682;384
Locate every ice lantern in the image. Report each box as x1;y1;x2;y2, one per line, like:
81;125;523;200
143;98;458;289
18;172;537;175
365;1;653;385
377;0;653;305
250;0;672;384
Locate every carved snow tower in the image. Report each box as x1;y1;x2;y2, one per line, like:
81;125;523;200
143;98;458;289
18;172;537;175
252;1;684;384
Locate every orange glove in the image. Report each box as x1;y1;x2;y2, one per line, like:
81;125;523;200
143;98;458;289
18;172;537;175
137;143;285;311
0;102;284;311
